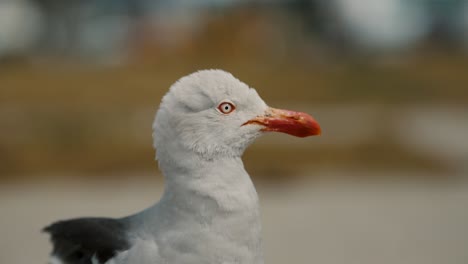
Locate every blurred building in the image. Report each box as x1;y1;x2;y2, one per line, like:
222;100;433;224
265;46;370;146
2;0;468;62
0;0;44;59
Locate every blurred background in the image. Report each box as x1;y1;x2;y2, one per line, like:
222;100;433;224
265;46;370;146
1;0;468;263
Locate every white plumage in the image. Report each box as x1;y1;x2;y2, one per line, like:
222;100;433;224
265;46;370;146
44;69;320;264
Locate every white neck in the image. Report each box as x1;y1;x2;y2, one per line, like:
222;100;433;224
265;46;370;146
130;143;263;263
163;155;259;211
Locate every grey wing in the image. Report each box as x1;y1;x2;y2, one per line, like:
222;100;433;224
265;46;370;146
43;217;131;264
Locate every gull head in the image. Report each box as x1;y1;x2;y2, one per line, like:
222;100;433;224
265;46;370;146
153;69;321;162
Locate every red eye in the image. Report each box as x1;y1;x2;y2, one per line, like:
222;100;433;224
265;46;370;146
217;102;236;114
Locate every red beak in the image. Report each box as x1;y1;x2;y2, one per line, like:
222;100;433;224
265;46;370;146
242;107;321;137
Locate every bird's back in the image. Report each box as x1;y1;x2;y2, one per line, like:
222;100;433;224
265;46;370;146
43;217;131;264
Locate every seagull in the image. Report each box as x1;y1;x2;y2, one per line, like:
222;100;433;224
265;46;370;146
43;69;321;264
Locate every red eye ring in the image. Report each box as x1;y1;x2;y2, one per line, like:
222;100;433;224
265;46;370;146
217;102;236;114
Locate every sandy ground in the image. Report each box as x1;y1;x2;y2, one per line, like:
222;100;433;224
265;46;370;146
1;171;468;264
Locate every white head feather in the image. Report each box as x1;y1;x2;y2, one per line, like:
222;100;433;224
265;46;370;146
152;70;268;172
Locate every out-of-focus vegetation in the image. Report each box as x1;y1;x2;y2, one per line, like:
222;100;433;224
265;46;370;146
1;0;468;181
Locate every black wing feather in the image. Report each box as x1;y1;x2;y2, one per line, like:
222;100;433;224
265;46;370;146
43;217;131;264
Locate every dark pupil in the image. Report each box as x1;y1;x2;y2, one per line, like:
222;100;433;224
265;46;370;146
224;105;229;110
